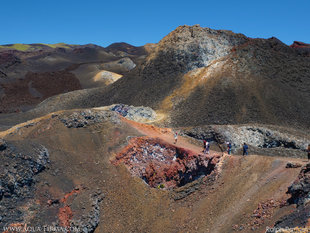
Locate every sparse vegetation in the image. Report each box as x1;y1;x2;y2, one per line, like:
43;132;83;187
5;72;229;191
0;43;73;51
157;184;165;189
41;43;72;49
0;43;30;51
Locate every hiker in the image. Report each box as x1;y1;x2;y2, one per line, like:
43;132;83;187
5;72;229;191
242;143;248;156
204;141;210;154
226;142;232;155
307;144;310;161
174;132;178;144
203;139;207;152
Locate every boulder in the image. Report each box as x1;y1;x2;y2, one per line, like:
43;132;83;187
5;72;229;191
286;162;302;168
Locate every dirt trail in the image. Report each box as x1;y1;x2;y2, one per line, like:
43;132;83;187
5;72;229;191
122;117;215;156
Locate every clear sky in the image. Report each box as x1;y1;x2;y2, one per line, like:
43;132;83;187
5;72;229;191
1;0;309;47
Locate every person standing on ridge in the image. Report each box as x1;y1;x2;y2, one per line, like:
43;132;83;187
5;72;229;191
227;142;232;155
174;132;178;144
204;141;210;154
203;139;207;152
243;143;248;156
307;144;310;161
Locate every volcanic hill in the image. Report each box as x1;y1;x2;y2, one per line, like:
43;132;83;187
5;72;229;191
3;25;308;130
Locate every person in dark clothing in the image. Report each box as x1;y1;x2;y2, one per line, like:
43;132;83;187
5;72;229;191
243;143;248;156
203;140;207;152
226;142;232;155
307;144;310;161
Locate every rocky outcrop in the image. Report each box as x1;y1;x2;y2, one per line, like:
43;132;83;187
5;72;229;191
270;205;310;231
141;25;248;76
0;142;49;199
269;163;310;230
59;109;120;128
70;190;104;233
182;125;309;157
286;162;302;168
108;104;156;122
287;163;310;206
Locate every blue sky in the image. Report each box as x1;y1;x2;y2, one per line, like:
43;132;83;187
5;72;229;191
1;0;309;46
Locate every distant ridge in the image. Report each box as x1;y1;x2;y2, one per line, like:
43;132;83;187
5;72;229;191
106;42;147;56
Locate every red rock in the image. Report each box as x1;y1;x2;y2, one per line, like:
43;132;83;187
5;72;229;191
113;137;220;188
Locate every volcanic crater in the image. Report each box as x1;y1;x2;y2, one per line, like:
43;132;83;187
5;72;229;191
113;137;222;189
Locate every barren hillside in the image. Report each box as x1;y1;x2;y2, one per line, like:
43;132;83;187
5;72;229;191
14;25;309;129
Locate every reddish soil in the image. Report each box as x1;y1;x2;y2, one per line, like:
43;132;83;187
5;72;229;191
60;188;80;203
58;206;73;228
57;188;81;228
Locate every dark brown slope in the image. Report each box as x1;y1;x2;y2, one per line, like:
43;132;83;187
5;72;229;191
24;25;310;129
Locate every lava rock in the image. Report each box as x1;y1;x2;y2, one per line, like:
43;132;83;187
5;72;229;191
70;190;104;233
286;162;302;168
59;109;120;128
0;142;50;229
0;139;7;151
287;163;310;206
109;104;156;122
